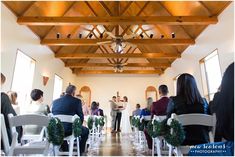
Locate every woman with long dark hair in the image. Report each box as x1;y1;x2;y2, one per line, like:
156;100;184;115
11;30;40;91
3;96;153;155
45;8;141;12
189;63;234;156
167;73;209;145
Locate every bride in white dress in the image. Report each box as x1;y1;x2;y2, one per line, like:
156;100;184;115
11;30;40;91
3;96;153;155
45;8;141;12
121;96;132;134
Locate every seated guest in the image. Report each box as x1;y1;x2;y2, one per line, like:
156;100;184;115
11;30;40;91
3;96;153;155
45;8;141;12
140;97;153;117
90;101;99;115
25;89;50;134
76;94;90;116
132;104;141;116
1;73;22;146
7;91;20;115
189;62;234;156
97;102;104;116
167;73;209;145
52;85;89;154
152;85;170;116
145;85;170;150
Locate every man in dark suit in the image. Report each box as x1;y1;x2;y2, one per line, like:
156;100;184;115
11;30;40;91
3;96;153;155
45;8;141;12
52;85;89;154
145;84;170;150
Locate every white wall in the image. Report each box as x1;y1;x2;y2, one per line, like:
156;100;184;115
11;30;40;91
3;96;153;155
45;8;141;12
1;4;77;105
76;3;234;127
159;2;234;96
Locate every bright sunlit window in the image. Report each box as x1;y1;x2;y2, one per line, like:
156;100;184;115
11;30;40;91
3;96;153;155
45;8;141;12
53;74;63;100
11;49;36;113
200;49;222;101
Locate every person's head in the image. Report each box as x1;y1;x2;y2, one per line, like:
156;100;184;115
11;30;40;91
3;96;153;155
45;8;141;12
146;97;153;109
66;85;76;96
117;96;121;102
177;73;203;104
136;103;140;109
7;91;18;105
158;85;168;96
91;101;98;111
60;92;65;97
31;89;44;103
1;73;6;85
215;62;234;140
112;96;116;102
123;96;128;102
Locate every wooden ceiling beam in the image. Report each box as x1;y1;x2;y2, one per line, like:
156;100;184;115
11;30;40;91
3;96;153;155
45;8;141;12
75;70;162;75
17;16;218;25
41;39;195;46
55;52;180;59
65;62;170;68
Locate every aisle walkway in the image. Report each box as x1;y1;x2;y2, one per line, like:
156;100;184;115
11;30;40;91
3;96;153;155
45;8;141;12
95;133;149;156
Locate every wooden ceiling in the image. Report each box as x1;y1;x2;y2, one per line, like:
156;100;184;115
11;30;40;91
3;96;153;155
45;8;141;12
3;1;231;75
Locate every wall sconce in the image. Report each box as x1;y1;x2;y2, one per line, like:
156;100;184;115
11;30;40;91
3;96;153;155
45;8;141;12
43;76;49;86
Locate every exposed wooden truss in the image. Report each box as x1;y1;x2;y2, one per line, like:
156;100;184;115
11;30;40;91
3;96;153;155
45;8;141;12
74;70;163;75
41;39;195;46
65;62;171;68
17;16;218;25
3;1;231;75
55;52;180;59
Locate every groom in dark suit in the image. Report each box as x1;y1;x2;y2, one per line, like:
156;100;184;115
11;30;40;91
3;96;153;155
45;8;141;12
52;85;89;154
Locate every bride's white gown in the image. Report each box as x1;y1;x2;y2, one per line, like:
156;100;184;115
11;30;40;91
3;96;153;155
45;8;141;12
121;102;132;133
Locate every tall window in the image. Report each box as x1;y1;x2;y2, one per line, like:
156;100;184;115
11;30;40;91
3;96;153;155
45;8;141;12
11;49;36;113
200;49;222;101
53;74;63;100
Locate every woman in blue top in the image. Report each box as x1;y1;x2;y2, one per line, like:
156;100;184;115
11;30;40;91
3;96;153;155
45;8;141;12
140;97;153;117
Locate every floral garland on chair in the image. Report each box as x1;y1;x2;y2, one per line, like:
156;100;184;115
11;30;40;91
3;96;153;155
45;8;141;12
73;117;82;137
98;117;105;127
87;116;94;130
164;118;185;147
47;117;64;145
138;117;145;131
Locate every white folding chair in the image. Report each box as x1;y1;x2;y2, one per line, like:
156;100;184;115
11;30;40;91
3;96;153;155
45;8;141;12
1;114;17;156
151;115;167;156
167;113;216;156
53;114;80;156
7;113;50;156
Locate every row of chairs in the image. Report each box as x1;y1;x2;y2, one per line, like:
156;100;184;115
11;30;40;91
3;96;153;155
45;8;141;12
132;113;216;156
1;113;97;156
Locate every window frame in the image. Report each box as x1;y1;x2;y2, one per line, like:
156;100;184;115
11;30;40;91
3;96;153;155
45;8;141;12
10;49;36;89
199;48;222;101
52;73;63;100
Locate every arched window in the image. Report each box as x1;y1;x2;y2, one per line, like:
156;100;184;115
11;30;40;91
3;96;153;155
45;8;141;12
145;86;158;101
79;86;91;107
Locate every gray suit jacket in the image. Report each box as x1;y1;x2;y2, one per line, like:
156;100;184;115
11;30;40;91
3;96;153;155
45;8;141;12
110;100;118;117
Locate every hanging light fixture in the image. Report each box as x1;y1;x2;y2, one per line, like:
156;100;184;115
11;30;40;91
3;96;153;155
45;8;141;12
161;35;164;39
67;34;71;39
56;33;60;39
150;34;154;38
140;34;144;39
171;32;175;38
89;34;93;38
79;33;82;39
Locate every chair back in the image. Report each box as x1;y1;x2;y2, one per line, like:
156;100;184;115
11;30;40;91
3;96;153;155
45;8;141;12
143;115;151;121
153;115;166;122
172;113;216;142
52;114;78;123
1;114;10;155
8;113;50;137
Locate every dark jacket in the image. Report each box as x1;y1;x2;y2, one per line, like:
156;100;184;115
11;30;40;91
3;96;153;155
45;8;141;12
1;93;22;145
151;96;169;116
166;96;209;145
52;94;84;135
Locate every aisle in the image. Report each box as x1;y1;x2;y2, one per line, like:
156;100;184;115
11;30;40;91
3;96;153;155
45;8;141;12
95;133;149;156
